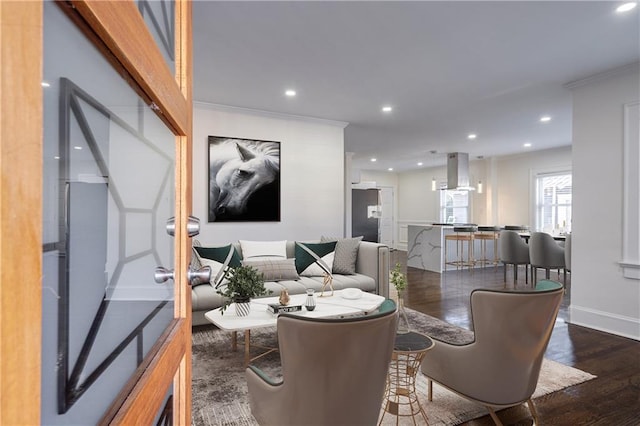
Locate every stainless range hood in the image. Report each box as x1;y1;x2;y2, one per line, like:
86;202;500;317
446;152;476;191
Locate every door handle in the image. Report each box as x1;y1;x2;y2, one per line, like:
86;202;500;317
165;216;201;237
186;216;201;237
154;266;174;283
154;266;211;286
188;266;211;286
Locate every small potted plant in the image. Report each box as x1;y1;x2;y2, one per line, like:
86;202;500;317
390;263;410;334
217;265;271;316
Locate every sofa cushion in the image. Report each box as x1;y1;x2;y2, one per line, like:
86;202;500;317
193;245;242;287
243;258;300;281
321;236;363;274
295;241;336;277
239;240;287;260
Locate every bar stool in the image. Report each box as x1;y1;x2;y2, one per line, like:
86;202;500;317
444;225;478;271
503;225;530;243
475;226;501;267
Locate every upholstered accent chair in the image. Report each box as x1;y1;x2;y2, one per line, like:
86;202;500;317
420;281;564;426
245;304;398;425
499;230;531;284
529;232;567;284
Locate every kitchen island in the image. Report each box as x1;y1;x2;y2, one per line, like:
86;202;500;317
407;224;498;273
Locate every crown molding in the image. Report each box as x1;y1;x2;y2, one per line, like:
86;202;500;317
564;62;640;90
193;101;349;129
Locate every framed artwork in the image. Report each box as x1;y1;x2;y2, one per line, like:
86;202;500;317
208;136;281;222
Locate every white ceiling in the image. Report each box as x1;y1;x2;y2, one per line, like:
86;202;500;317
192;1;639;172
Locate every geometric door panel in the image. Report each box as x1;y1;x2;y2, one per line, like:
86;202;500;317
55;78;175;416
42;2;177;421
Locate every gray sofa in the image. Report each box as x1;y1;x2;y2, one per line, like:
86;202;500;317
192;240;390;326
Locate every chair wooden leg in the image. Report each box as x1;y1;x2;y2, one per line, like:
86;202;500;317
487;407;504;426
428;378;433;401
527;399;540;425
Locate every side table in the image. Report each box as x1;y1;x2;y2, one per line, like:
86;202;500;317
378;331;434;425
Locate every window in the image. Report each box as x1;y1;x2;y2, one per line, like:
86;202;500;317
535;172;572;232
440;190;469;223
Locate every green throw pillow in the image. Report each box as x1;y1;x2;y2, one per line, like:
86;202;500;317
295;241;337;277
193;245;242;287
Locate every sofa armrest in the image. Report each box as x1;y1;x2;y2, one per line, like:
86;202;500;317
356;241;390;298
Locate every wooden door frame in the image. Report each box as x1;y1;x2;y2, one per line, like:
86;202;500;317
0;2;44;424
0;1;193;424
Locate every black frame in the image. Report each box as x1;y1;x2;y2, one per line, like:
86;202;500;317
207;135;281;222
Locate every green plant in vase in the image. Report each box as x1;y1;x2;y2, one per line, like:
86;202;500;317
390;262;410;334
217;264;271;316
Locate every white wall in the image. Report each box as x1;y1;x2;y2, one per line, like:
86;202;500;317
570;68;640;340
394;160;487;249
193;103;347;244
398;166;445;224
496;147;572;228
396;160;492;224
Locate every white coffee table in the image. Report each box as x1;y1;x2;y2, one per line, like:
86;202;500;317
204;289;386;365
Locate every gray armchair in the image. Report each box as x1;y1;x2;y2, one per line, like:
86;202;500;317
499;230;530;284
420;280;564;425
529;232;566;284
245;304;398;425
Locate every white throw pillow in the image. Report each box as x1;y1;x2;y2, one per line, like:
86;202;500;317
239;240;287;260
198;257;231;287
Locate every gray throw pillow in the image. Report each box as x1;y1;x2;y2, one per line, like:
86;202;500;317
320;236;363;275
243;259;300;281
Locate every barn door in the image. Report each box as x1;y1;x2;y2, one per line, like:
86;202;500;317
1;1;193;424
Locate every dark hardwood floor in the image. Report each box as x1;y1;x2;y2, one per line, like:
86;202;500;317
391;250;640;426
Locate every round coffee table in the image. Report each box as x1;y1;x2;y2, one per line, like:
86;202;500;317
378;331;434;425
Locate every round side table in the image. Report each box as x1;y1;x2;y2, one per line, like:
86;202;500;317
378;331;434;425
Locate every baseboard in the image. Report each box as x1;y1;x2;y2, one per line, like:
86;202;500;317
569;305;640;341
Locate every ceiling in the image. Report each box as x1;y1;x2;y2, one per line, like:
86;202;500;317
192;1;639;172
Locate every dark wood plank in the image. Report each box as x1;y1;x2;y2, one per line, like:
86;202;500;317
392;250;640;426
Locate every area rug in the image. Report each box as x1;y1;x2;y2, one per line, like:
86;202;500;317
191;308;596;426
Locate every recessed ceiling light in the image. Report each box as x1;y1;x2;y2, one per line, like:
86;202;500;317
74;146;82;150
370;158;377;162
616;2;637;13
54;156;60;160
41;81;50;88
285;89;296;97
467;133;477;140
540;116;552;122
417;162;423;166
382;106;393;113
388;168;394;171
524;143;532;148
